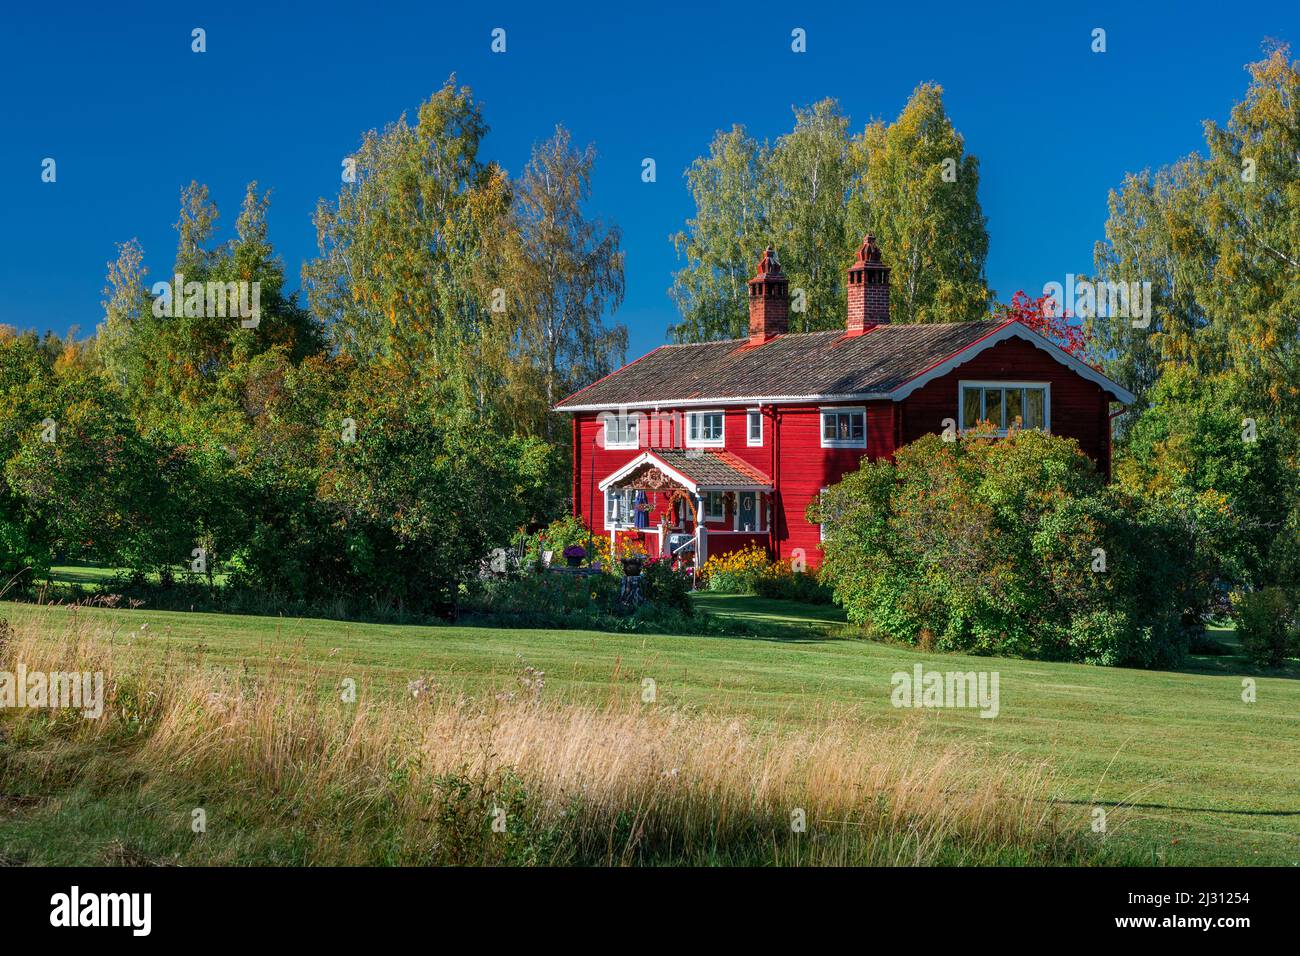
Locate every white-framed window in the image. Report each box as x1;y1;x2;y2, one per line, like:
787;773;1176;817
734;490;765;532
746;408;763;446
600;412;639;450
703;490;726;521
604;488;636;530
686;410;725;447
959;381;1050;434
820;407;866;448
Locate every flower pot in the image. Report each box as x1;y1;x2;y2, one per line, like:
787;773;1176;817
566;555;583;568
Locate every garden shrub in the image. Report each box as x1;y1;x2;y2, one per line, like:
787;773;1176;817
754;561;833;604
699;544;769;593
814;429;1196;667
461;562;735;635
641;559;693;614
521;515;611;569
1234;587;1298;668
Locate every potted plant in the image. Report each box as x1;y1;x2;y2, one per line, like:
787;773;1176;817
563;544;587;568
620;540;647;577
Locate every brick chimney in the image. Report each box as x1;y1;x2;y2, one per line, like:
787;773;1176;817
747;245;788;344
846;234;890;334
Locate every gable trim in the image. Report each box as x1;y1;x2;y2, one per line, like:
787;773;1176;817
889;321;1136;404
598;452;700;495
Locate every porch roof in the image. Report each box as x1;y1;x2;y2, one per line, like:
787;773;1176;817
599;449;772;495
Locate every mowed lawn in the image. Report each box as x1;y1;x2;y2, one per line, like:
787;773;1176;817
3;595;1298;865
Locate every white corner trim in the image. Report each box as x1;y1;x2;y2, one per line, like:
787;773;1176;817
891;322;1136;405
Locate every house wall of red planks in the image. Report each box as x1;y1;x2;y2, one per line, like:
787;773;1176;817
898;337;1112;471
568;339;1113;570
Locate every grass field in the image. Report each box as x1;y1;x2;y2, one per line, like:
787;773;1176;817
1;593;1297;865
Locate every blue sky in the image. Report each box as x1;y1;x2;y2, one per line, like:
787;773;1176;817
1;1;1294;359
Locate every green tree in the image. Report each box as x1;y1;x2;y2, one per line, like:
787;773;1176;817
766;100;859;332
670;88;989;341
1094;43;1300;429
506;126;627;437
669;125;770;341
303;77;514;414
1116;366;1299;600
814;429;1193;667
855;83;989;324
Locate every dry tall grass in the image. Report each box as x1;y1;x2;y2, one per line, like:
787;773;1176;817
0;613;1103;866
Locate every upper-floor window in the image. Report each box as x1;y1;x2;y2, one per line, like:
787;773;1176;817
959;382;1050;434
747;408;763;446
601;412;639;449
820;407;866;448
686;410;725;447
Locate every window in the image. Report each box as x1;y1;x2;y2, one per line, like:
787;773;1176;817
734;491;764;532
704;491;726;521
820;407;866;448
604;488;636;530
747;408;763;446
959;382;1049;434
601;412;639;450
818;486;829;542
686;410;725;447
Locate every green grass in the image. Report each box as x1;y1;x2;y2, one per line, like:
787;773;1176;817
2;595;1297;865
46;563;230;587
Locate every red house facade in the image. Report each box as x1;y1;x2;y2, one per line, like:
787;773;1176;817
554;238;1135;569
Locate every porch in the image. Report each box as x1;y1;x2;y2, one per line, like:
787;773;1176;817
598;449;774;571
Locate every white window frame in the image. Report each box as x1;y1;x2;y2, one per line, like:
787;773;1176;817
685;409;725;448
703;490;726;522
957;381;1051;436
819;406;867;449
600;411;640;450
604;488;637;530
746;407;763;447
733;490;765;532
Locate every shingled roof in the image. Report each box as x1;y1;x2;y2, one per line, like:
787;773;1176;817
555;319;1136;410
555;321;1007;410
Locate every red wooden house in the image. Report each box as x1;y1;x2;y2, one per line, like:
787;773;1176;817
554;237;1135;569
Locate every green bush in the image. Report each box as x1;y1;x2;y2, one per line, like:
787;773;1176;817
1234;587;1298;668
519;515;611;570
754;564;833;604
459;565;739;636
699;544;769;593
814;429;1195;667
641;559;693;614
